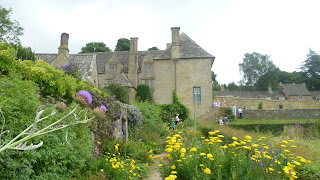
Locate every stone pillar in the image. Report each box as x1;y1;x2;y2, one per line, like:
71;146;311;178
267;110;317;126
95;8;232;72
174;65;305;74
128;37;138;88
58;33;69;58
171;27;181;59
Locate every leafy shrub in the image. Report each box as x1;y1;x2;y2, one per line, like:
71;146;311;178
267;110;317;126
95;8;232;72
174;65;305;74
258;102;263;109
159;89;189;122
59;62;82;81
0;42;17;75
103;82;129;103
224;107;235;120
135;84;152;102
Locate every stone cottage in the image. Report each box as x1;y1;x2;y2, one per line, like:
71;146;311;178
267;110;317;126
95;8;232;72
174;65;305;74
35;27;215;117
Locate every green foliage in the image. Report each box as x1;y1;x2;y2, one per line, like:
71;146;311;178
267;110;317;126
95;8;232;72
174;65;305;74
114;38;130;51
12;44;35;61
255;68;281;90
278;71;305;85
0;6;24;44
0;103;94;179
0;42;17;75
226;82;240;91
158;89;189;122
135;84;152;102
79;42;111;53
148;47;159;51
258;102;263;109
224;107;235;120
239;52;277;86
103;83;129;103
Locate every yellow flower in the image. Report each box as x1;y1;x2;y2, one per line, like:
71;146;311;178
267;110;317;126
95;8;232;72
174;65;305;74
200;153;206;156
97;141;101;145
99;169;104;172
145;163;148;167
208;131;216;135
180;148;186;153
216;140;222;143
200;164;204;167
158;164;163;167
252;144;259;148
178;131;182;134
284;150;290;153
204;168;211;175
293;161;301;166
281;145;286;148
220;145;228;149
261;137;266;139
160;157;163;162
282;140;288;144
166;148;173;153
232;137;238;140
291;145;297;148
217;135;224;138
207;153;213;159
177;160;182;162
171;171;177;174
114;145;119;151
219;165;222;167
171;165;176;170
190;147;197;153
133;173;136;176
148;150;153;154
245;135;252;140
288;140;294;142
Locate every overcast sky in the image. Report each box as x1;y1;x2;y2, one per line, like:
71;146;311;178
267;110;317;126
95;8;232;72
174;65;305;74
3;0;320;84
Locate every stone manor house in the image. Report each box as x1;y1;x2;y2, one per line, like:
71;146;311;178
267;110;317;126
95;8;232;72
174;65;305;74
35;27;215;117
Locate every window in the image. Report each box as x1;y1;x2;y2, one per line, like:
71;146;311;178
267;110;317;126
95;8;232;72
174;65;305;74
266;97;271;101
110;63;117;70
193;87;201;102
298;95;303;100
144;63;153;70
141;79;154;88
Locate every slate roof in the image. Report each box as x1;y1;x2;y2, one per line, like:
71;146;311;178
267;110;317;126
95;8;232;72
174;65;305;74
215;91;286;99
155;33;215;60
282;83;311;96
35;53;94;81
96;50;163;74
310;91;320;98
110;72;135;89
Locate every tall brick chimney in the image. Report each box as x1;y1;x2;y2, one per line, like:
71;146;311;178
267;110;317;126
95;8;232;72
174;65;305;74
171;27;181;59
128;37;138;87
58;33;69;58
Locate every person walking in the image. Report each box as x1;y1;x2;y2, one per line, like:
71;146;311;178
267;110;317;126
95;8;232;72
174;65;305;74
219;117;224;125
232;104;236;117
175;114;179;125
170;117;176;130
238;107;243;119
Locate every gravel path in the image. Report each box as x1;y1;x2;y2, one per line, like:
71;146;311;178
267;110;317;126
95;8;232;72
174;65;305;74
144;152;168;180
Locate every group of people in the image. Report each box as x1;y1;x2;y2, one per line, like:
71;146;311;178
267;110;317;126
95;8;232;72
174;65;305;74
170;114;180;130
212;99;227;107
232;104;244;119
219;115;229;126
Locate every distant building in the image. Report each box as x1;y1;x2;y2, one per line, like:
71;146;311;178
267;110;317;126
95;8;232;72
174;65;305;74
35;27;215;117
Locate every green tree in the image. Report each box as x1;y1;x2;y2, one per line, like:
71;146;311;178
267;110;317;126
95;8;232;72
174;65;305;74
115;38;130;51
255;68;281;90
148;47;159;51
103;82;129;103
300;49;320;90
11;44;35;61
135;84;152;102
79;42;111;53
0;6;24;44
278;71;305;85
226;82;240;91
239;52;277;86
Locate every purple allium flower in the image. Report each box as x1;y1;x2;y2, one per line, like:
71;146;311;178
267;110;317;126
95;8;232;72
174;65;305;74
75;90;92;106
93;107;106;119
272;157;275;162
259;160;263;167
252;162;255;166
269;142;272;147
100;104;107;112
56;102;68;112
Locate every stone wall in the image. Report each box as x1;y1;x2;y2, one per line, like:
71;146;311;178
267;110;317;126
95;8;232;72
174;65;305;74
215;97;320;110
242;109;320;120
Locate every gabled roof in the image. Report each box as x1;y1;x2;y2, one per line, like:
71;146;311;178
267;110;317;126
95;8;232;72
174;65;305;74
155;33;215;60
282;83;311;96
111;72;135;89
96;50;163;74
35;53;94;81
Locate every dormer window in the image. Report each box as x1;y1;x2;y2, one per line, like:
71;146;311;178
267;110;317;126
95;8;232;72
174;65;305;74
110;63;117;70
145;63;153;70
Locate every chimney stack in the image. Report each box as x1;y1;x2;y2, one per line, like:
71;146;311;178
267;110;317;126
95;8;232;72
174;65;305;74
171;27;181;59
268;86;272;93
58;33;69;58
128;37;138;88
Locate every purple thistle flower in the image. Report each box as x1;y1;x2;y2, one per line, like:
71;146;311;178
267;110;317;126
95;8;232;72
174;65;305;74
76;90;92;106
93;107;106;119
100;104;107;112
